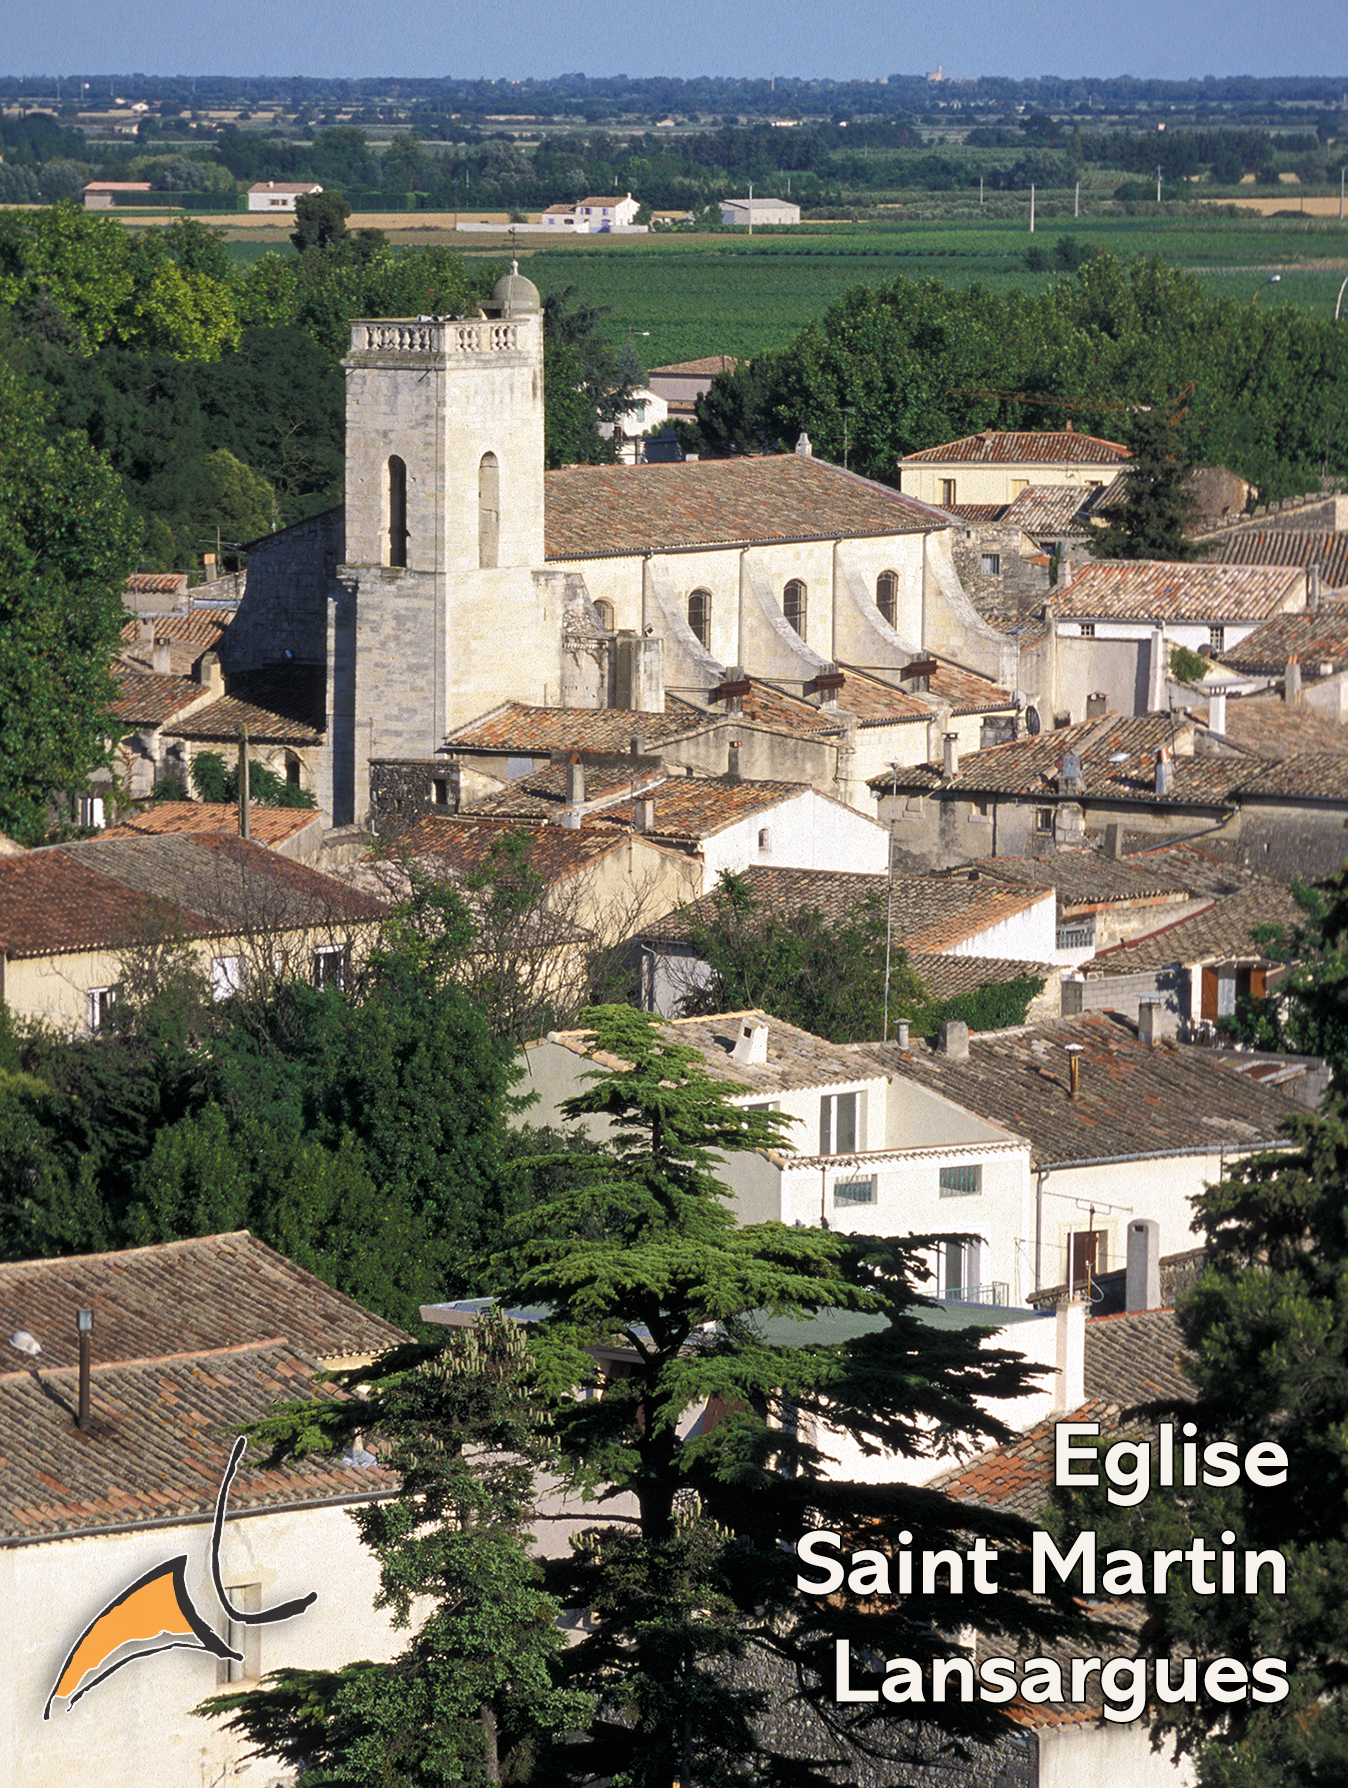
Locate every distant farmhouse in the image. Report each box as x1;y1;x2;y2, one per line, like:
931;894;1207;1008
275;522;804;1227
247;180;323;211
720;196;800;226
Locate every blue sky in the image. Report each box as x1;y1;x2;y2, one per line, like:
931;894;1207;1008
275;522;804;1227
0;0;1342;84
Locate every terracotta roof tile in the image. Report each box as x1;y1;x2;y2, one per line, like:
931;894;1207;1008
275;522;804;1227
174;665;326;745
124;573;189;596
1056;560;1302;623
641;864;1051;953
648;356;739;378
1234;751;1348;800
446;700;713;755
1207;688;1348;758
108;663;209;728
864;1012;1296;1165
1090;880;1305;976
591;777;813;847
462;762;668;821
902;430;1131;467
0;1233;405;1372
99;803;321;848
394;813;629;883
544;457;949;558
1214;528;1348;589
1217;608;1348;676
119;611;230;649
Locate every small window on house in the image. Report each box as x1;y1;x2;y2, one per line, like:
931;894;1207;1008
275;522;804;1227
593;598;615;631
433;778;450;806
819;1091;859;1155
939;478;957;507
970;799;991;821
78;793;106;829
688;588;712;647
478;452;500;569
833;1178;876;1207
757;826;772;854
876;570;898;626
1079;622;1095;638
1209;625;1225;654
86;986;117;1034
313;944;347;991
939;1163;983;1198
211;955;243;1002
215;1583;262;1684
1068;1229;1107;1288
1036;807;1054;834
980;553;1001;577
941;1239;981;1300
783;579;807;637
386;455;407;568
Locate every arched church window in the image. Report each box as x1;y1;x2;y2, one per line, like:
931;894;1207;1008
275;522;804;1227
688;588;712;648
478;452;500;569
876;570;898;627
784;579;807;638
593;598;615;631
387;456;407;568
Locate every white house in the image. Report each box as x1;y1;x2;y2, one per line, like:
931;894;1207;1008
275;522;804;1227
522;1010;1036;1306
720;197;801;227
247;181;323;211
0;1234;409;1788
576;191;640;229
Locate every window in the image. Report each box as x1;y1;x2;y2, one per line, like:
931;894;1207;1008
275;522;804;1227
819;1091;859;1155
688;587;712;647
1208;625;1225;654
211;955;243;1002
215;1583;261;1684
593;598;615;631
941;1239;980;1300
1079;622;1095;638
433;778;450;806
313;944;347;990
757;826;772;854
833;1178;876;1207
86;986;117;1034
386;455;407;567
939;1163;983;1198
980;553;1001;577
478;452;500;569
78;794;105;828
939;478;957;507
783;579;807;637
876;570;898;626
1035;807;1054;834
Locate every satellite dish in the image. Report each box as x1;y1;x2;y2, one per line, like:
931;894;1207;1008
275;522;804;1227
1025;706;1042;735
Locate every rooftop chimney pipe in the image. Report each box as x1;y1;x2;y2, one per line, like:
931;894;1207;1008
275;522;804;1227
942;732;959;780
1285;658;1302;706
565;756;586;805
77;1307;92;1432
1126;1218;1161;1313
727;740;742;783
1138;997;1163;1047
1065;1041;1083;1096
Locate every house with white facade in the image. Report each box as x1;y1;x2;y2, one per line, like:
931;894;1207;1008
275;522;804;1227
0;1234;408;1788
862;1010;1298;1296
720;197;800;226
247;180;323;211
522;1010;1037;1305
577;192;640;228
899;428;1133;511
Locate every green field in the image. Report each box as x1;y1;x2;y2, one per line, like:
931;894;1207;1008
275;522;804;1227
497;213;1348;367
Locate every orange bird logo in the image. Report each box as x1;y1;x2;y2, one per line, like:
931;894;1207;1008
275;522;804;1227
44;1437;317;1718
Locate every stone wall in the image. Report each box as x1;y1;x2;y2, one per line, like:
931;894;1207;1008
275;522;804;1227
224;508;343;676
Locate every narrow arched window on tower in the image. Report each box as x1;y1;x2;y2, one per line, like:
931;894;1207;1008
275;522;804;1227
478;452;500;569
784;579;807;638
688;588;712;648
387;456;407;568
876;569;898;627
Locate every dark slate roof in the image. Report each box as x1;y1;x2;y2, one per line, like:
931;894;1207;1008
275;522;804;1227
1213;528;1348;589
544;456;949;558
902;430;1131;467
1216;607;1348;677
0;1340;398;1540
1089;880;1305;975
867;713;1253;808
641;864;1051;953
174;665;326;744
0;834;382;959
862;1013;1296;1166
1055;560;1302;624
0;1233;406;1370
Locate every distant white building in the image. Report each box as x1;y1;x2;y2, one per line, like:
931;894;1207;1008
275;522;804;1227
577;191;640;229
720;197;800;227
247;180;323;212
600;386;670;461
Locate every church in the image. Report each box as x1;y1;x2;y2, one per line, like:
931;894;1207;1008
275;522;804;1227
221;266;1017;828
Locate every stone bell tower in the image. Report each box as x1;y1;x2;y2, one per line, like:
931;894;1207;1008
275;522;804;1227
335;267;561;824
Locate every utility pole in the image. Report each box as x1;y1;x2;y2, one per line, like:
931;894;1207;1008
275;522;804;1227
979;175;984;206
237;726;250;839
748;180;753;236
1029;185;1035;233
1075;180;1080;218
1156;166;1162;204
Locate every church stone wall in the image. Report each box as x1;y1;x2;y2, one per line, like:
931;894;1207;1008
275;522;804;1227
223;508;343;676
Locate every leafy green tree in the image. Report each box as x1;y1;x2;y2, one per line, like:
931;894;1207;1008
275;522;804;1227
492;1005;1083;1788
202;1308;590;1786
1093;407;1204;560
291;188;352;252
1230;871;1348;1062
189;748;316;808
0;362;137;843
